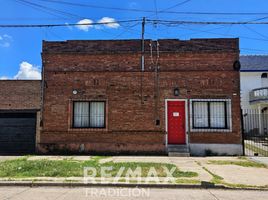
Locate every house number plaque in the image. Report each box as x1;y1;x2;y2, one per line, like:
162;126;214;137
173;112;179;117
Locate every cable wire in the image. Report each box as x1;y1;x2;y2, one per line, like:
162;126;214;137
147;19;268;25
242;24;268;40
16;0;84;19
2;18;268;28
36;0;268;16
0;19;141;28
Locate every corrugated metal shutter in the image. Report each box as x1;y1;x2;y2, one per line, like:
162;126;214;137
0;112;36;154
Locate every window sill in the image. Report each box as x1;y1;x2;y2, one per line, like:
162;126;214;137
190;128;232;133
68;128;108;132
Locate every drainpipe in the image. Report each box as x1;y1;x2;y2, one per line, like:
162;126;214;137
155;40;160;125
140;17;145;104
141;17;145;72
40;51;45;128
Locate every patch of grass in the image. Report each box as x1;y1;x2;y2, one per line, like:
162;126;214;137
117;178;201;185
176;179;201;185
195;160;268;189
194;161;223;184
245;143;268;156
62;156;75;161
0;157;94;178
195;161;201;166
63;179;79;183
0;157;197;179
207;160;267;168
223;182;268;189
238;156;247;160
99;161;198;178
91;156;111;163
202;166;223;184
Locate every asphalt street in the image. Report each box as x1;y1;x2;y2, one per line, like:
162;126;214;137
0;187;268;200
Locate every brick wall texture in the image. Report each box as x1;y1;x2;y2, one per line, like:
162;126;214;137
40;39;241;154
0;80;41;110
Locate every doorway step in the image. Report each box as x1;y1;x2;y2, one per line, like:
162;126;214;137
167;145;190;157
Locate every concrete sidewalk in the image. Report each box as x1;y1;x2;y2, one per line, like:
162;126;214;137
1;187;268;200
101;156;268;187
0;156;268;189
250;157;268;166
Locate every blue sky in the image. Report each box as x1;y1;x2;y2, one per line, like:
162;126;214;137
0;0;268;79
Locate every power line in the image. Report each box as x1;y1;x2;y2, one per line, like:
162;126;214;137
179;25;230;38
147;0;192;39
247;16;268;23
169;12;268;16
147;19;268;25
36;0;268;16
15;0;84;19
0;17;72;21
14;0;66;19
2;18;268;28
161;0;192;11
0;19;141;28
113;20;158;39
153;0;158;20
149;0;192;18
112;22;141;39
241;47;268;52
242;24;268;40
172;24;268;42
174;23;268;42
147;0;192;20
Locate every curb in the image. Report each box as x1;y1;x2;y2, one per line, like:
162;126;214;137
0;181;267;191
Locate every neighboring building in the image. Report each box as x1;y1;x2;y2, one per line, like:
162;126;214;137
0;80;41;154
240;55;268;135
39;38;242;156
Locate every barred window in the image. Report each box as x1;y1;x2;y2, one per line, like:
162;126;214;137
261;73;268;87
192;100;231;130
73;101;105;128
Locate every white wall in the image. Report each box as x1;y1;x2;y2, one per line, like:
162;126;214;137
189;143;243;156
241;72;268;134
240;71;267;110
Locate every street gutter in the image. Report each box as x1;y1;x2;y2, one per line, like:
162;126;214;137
0;181;268;191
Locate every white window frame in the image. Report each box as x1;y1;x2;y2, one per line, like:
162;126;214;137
190;99;232;132
73;101;106;129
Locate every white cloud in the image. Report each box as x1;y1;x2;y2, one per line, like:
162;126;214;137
129;2;138;8
0;76;8;80
98;17;120;29
0;42;10;48
0;34;12;48
3;34;12;39
76;19;93;32
14;61;41;80
74;17;120;31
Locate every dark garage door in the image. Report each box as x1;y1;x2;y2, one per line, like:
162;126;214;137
0;112;36;154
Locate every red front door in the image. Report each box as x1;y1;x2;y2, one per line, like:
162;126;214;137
167;101;186;144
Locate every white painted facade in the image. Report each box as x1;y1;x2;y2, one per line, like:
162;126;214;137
189;143;243;156
240;71;268;110
240;71;268;135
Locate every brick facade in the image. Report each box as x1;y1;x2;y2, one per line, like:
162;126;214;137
0;80;41;110
40;39;241;155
